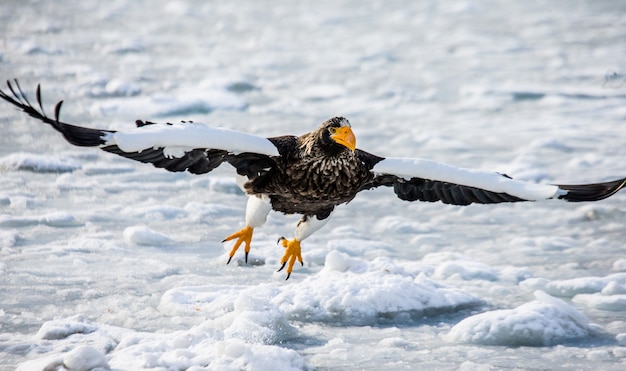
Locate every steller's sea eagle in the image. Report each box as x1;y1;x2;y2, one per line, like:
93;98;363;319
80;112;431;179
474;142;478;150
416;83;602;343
2;80;625;279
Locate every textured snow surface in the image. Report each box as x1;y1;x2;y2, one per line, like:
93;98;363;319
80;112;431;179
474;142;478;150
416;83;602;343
0;152;81;173
2;0;626;370
447;291;592;346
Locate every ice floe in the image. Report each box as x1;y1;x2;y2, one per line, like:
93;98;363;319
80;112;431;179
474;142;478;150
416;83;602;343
123;225;174;246
447;291;593;346
17;311;305;371
161;251;482;326
80;77;142;98
90;90;247;118
521;273;626;297
0;212;81;228
0;152;81;173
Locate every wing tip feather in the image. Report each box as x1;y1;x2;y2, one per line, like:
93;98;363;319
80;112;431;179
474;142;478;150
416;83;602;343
557;177;626;202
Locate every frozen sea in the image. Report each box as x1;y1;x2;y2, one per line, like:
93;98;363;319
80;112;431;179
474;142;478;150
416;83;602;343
1;0;626;370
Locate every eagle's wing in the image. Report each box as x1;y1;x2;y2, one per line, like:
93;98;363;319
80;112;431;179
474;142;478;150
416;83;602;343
0;80;279;177
357;151;626;204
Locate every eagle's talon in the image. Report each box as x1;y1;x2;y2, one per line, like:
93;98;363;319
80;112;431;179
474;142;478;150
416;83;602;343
226;255;233;265
278;238;302;278
223;225;254;264
277;262;286;272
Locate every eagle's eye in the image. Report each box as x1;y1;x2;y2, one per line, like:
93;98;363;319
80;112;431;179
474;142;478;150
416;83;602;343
328;127;337;135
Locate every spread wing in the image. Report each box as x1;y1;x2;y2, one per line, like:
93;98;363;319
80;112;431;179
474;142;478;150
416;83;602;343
0;80;279;178
357;152;626;205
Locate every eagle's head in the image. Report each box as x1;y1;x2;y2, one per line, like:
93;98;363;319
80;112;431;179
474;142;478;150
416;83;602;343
300;117;357;156
318;116;356;152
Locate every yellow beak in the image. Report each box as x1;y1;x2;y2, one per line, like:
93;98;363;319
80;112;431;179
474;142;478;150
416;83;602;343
331;126;357;151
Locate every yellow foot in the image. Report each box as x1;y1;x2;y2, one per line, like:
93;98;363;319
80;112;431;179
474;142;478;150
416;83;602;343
277;237;303;280
222;225;254;264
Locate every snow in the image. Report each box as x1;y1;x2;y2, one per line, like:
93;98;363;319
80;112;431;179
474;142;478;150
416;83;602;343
60;345;110;371
82;77;142;98
90;91;247;118
0;212;81;228
573;294;626;312
520;273;626;297
2;0;626;370
159;253;481;326
36;317;98;340
123;225;174;246
614;259;626;271
16;315;305;371
0;152;81;173
447;291;592;346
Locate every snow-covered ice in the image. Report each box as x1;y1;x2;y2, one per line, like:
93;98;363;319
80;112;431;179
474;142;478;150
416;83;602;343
0;152;81;173
447;291;593;346
2;0;626;370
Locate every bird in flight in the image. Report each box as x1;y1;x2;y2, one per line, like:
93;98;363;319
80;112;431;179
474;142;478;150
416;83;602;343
2;80;625;279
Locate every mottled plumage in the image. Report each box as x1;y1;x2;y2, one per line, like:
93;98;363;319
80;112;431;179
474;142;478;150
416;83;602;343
245;118;379;219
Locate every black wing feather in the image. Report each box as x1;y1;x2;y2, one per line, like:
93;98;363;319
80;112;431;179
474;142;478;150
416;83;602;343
386;176;525;205
357;150;625;205
0;80;111;146
1;81;278;177
355;151;526;205
366;171;625;206
100;145;265;176
557;178;626;202
372;174;626;205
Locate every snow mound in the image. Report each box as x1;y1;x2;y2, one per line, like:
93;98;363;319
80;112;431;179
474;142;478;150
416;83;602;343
123;225;173;246
613;259;626;271
0;212;81;228
161;252;481;326
205;177;244;194
0;230;18;247
276;253;480;324
36;316;98;340
433;259;499;281
121;205;187;220
0;152;81;173
224;290;298;344
160;285;299;345
573;283;626;311
62;345;110;371
90;89;246;117
447;291;592;346
81;163;136;175
420;252;527;282
80;77;141;98
520;273;626;297
20;312;305;371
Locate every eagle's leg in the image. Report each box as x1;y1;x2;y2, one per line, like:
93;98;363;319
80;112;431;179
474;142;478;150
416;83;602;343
223;195;271;264
277;213;331;280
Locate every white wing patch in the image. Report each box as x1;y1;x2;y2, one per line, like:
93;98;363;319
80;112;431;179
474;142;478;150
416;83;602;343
106;122;280;157
373;157;560;201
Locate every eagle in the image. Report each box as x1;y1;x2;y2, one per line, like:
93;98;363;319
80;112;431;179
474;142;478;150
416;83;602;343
2;80;625;279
